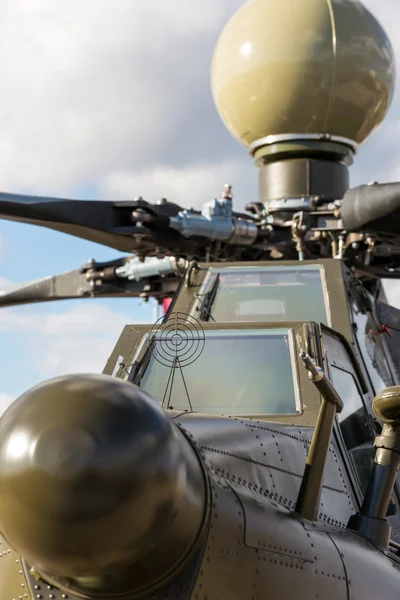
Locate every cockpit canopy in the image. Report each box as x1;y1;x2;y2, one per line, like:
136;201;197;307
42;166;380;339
105;321;318;420
134;327;301;416
190;264;330;325
104;261;354;421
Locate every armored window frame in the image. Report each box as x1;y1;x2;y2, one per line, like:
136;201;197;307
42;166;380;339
103;321;322;425
321;325;376;503
172;259;353;342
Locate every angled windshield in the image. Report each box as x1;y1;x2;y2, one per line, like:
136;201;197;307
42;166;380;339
194;265;328;324
133;328;300;416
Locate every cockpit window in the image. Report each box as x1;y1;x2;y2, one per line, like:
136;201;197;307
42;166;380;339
132;328;300;416
195;265;329;324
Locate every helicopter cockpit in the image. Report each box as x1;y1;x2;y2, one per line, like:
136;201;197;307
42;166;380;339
172;259;398;399
103;258;398;515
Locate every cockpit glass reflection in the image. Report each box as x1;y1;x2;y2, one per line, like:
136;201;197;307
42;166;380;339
134;329;300;416
196;265;328;324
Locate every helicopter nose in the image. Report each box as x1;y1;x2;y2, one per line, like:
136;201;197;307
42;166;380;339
0;374;206;595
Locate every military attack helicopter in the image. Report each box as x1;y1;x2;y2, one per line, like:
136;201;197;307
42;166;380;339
4;0;400;598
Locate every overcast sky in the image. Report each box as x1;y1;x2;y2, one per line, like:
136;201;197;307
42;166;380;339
0;0;399;411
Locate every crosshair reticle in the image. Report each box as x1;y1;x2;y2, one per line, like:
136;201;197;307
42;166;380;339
149;312;205;368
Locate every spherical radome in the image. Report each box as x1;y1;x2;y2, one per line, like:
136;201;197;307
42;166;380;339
211;0;396;149
0;374;182;579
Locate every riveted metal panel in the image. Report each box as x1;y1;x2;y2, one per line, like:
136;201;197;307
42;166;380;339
24;548;203;600
175;415;356;529
329;529;400;599
0;536;31;600
190;471;348;599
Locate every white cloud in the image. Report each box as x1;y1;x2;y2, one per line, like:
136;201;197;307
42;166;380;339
383;280;400;309
0;277;13;291
101;160;251;208
0;0;244;196
0;303;146;377
0;0;395;199
0;393;13;414
350;0;400;186
0;303;126;334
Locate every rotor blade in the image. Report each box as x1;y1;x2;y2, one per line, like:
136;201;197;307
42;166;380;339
0;266;180;308
0;192;190;254
0;270;94;307
0;192;145;252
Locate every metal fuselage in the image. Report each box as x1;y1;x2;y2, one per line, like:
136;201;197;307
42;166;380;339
85;258;400;599
2;265;400;600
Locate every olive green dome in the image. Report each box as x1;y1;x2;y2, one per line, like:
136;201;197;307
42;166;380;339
211;0;396;151
0;374;206;594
